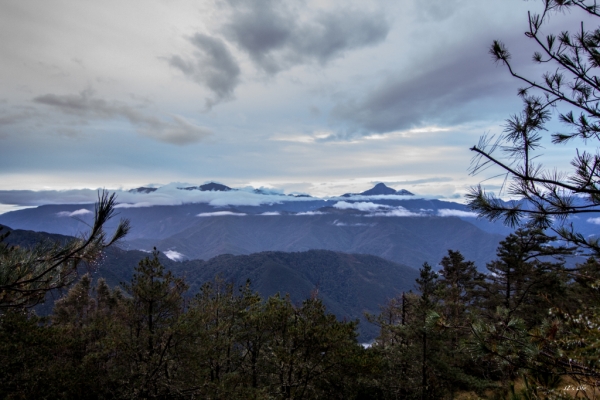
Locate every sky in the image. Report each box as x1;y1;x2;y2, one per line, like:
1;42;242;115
0;0;589;207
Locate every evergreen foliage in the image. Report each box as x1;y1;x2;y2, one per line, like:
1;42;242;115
0;190;129;309
3;227;600;397
0;252;367;399
468;0;600;255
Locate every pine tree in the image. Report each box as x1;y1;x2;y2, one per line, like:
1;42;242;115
0;190;129;309
468;0;600;254
481;229;570;328
116;250;189;399
437;250;482;332
434;250;490;397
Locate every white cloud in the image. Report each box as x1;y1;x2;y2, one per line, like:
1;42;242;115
164;249;185;261
0;204;35;215
368;207;422;217
115;202;154;208
260;211;281;215
363;126;452;141
331;194;420;201
271;135;317;143
270;130;336;144
295;211;325;216
333;201;389;212
0;182;327;209
437;209;478;218
587;217;600;225
56;208;92;217
333;219;372;226
197;211;246;217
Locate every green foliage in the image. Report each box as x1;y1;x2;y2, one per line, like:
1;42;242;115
0;252;367;399
370;257;492;399
4;228;600;398
480;229;571;329
468;0;600;254
371;238;600;398
466;3;600;392
0;310;57;399
0;190;129;309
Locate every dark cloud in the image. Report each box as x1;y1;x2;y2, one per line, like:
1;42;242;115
0;108;38;128
417;0;466;22
330;4;588;137
33;90;212;145
34;91;116;118
0;105;54;139
168;34;241;109
0;112;30;126
166;1;388;108
221;0;389;74
331;40;522;135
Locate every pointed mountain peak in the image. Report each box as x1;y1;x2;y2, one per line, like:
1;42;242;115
360;183;397;196
340;183;415;197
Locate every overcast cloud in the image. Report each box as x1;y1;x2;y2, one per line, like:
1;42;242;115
0;0;586;205
169;34;241;109
220;0;389;74
33;90;213;144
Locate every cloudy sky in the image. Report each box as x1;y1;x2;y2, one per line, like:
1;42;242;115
0;0;586;204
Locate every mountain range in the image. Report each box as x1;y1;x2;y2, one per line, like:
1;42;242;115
1;223;417;340
0;183;512;270
3;182;595;339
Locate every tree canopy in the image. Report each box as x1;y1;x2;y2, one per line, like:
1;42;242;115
0;190;130;309
468;0;600;254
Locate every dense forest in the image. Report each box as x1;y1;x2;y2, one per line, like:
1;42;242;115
1;224;599;399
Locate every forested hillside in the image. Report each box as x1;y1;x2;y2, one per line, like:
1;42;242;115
2;225;599;398
98;246;419;340
2;224;418;340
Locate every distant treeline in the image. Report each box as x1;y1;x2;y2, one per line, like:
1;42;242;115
1;228;599;399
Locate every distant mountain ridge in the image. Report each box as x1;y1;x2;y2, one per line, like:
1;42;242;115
0;193;512;270
342;183;414;197
178;182;234;192
128;182;412;198
169;249;419;340
121;213;502;270
128;187;158;194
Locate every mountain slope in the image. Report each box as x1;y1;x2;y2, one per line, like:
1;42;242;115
98;247;419;341
1;224;418;340
129;213;502;270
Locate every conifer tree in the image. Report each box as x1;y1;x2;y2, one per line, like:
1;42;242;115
414;262;439;400
0;190;129;309
468;0;600;254
437;250;482;331
480;228;570;328
184;278;260;398
116;250;189;399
